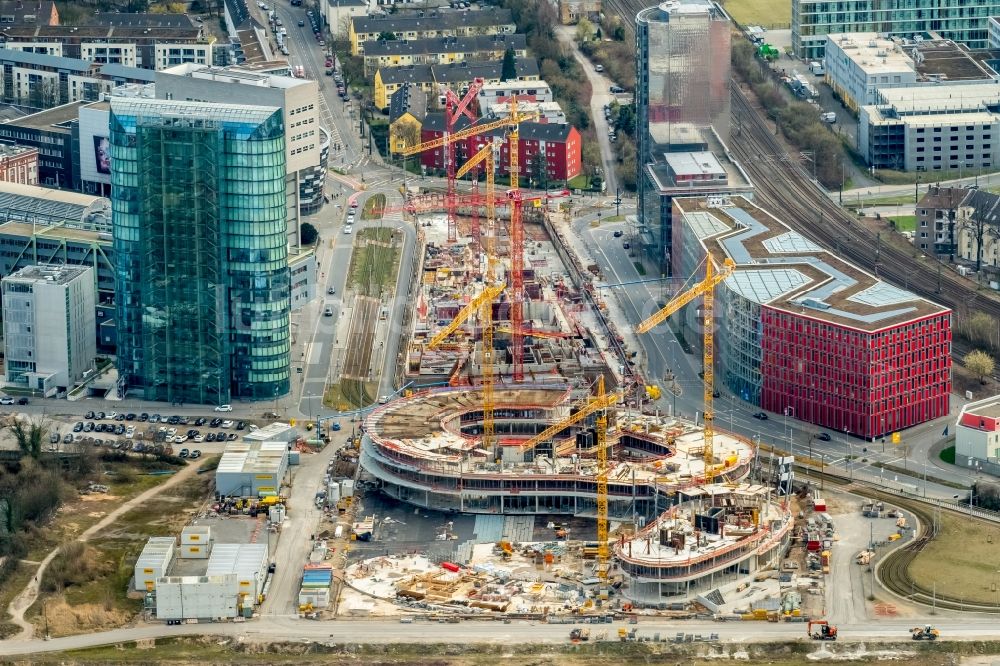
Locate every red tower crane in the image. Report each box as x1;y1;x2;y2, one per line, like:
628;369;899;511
440;78;484;243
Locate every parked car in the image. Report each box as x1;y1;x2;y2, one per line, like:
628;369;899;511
50;433;60;444
139;413;149;422
86;411;95;419
73;422;84;432
221;420;235;428
179;448;189;458
206;432;217;442
63;433;73;443
236;420;247;430
190;450;202;459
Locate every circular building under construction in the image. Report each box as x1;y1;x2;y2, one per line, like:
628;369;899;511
360;384;755;519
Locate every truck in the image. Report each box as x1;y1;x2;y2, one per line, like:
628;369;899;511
569;627;590;641
757;44;780;61
809;60;825;75
808;620;838;641
911;625;940;641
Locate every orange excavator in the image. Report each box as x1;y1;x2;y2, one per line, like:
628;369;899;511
808;620;838;641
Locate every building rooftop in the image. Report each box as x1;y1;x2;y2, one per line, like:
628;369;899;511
433;58;538;83
6;100;85;132
646;132;753;195
0;1;57;25
90;12;196;29
352;7;514;36
664;151;726;178
963;396;1000;419
917;185;969;211
875;82;1000;113
242;422;293;442
100;63;156;83
1;23;205;41
376;64;433;85
0;47;92;73
0;144;35;158
3;264;90;284
0;182;111;231
159;62;306;90
828;33;998;82
389;83;427;123
217;440;286;476
677;196;950;330
363;33;526;58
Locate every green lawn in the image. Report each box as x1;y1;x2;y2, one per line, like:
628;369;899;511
940;445;956;465
346;228;400;297
361;193;386;221
567;173;591;190
889;215;917;232
722;0;790;27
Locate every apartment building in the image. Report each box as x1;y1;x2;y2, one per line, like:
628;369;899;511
350;8;515;56
373;58;539;110
362;33;527;76
0;100;83;188
420;114;582;183
0;1;59;27
0;13;214;70
792;0;999;59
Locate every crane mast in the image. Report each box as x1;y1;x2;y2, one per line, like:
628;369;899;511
636;258;736;483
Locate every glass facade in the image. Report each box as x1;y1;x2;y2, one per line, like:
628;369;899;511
793;0;997;59
111;98;291;404
636;1;730;273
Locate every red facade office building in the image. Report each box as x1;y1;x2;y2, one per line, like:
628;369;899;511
672;195;951;440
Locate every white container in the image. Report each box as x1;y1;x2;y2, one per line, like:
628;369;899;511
334;525;344;539
134;536;175;591
327;483;341;506
181;543;210;559
156;574;239;620
340;479;355;498
269;505;286;524
181;525;211;546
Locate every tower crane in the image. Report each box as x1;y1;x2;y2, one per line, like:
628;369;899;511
594;375;610;586
455;138;500;456
636;257;736;483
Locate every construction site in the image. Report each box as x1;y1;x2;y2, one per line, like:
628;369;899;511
348;77;799;611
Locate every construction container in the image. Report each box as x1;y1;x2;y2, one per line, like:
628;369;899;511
215;440;288;497
181;525;211;545
180;543;210;559
206;543;269;602
288;451;301;466
298;588;330;608
134;537;175;591
340;479;355;498
269;504;286;524
156;574;239;620
812;498;827;512
441;562;461;573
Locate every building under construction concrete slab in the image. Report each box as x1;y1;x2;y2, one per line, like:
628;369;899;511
360;384;755;519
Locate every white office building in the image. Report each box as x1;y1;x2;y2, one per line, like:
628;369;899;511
2;265;95;395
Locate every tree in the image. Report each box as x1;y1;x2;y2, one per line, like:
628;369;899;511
377;31;397;41
300;222;319;245
501;47;517;82
959;202;1000;272
11;419;45;460
959;311;998;350
575;17;594;43
615;104;636;138
965;349;996;384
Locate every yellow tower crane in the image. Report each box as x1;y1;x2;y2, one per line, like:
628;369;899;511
513;377;618;585
636;257;736;484
454;138;500;455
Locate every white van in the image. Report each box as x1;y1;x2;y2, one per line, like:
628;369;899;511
820;112;836;124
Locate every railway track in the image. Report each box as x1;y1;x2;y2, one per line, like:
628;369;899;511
730;85;1000;322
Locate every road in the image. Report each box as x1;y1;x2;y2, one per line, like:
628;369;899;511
555;26;619;194
2;614;999;655
272;2;363;168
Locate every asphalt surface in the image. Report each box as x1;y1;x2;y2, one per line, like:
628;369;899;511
4;615;1000;655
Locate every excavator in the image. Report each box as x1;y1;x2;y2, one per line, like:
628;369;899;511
808;620;838;641
911;625;940;641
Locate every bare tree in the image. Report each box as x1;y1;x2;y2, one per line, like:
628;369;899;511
11;419;46;460
959;202;1000;273
965;349;996;385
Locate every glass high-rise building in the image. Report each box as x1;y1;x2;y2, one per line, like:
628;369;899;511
110;97;291;404
636;0;732;273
